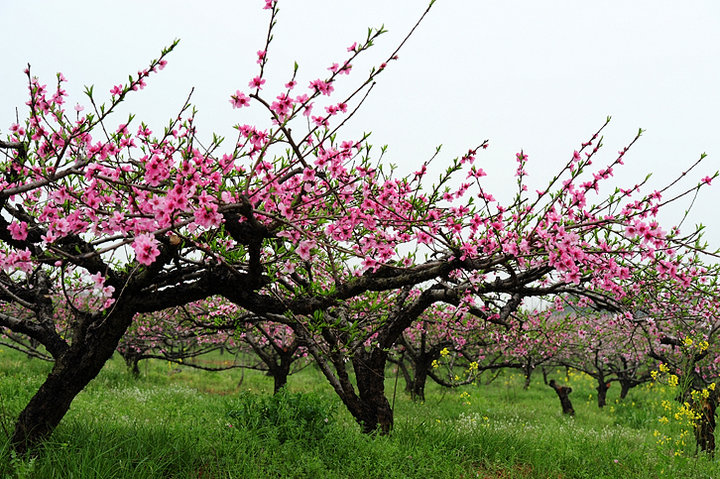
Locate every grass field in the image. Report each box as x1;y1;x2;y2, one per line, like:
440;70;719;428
0;347;718;478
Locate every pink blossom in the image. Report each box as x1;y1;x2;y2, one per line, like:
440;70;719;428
296;239;315;261
90;272;106;289
249;76;266;89
8;221;28;241
132;233;161;266
194;204;223;228
309;79;334;96
230;91;251;109
302;167;316;182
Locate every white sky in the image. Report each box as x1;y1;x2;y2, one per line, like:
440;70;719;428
2;0;719;248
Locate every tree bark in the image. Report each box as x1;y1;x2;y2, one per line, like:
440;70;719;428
548;379;575;416
522;360;533;390
271;352;292;394
409;360;429;402
352;349;393;434
596;380;610;408
11;309;133;455
694;391;718;457
121;351;141;378
619;380;631;400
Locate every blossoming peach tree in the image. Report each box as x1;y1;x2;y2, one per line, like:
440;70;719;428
0;0;717;454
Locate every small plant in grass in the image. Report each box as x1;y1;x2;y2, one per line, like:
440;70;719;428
7;449;37;479
227;388;336;443
650;357;718;457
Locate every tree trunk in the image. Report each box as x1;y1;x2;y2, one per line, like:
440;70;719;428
11;309;133;455
694;391;718;457
352;349;393;434
596;381;610;408
271;354;292;394
410;360;429;402
548;379;575;415
121;351;141;378
523;363;533;390
398;359;414;394
619;380;631;400
13;347;112;453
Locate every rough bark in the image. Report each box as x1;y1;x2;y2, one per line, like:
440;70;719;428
271;353;292;394
352;349;393;434
548;379;575;416
596;380;610;408
409;361;429;402
619;380;631;400
121;351;142;378
522;361;533;390
694;391;718;456
11;308;134;454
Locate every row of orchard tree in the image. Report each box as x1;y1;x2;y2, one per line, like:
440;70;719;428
1;0;719;456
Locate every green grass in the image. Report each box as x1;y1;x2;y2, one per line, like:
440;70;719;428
0;347;718;478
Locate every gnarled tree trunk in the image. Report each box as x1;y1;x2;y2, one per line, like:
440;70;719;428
694;390;718;457
271;351;293;394
12;308;134;454
548;379;575;415
596;379;610;408
619;379;632;399
352;349;393;434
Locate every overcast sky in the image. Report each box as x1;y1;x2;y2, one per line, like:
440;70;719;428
2;1;719;248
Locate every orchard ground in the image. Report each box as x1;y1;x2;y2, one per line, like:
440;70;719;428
1;346;718;478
